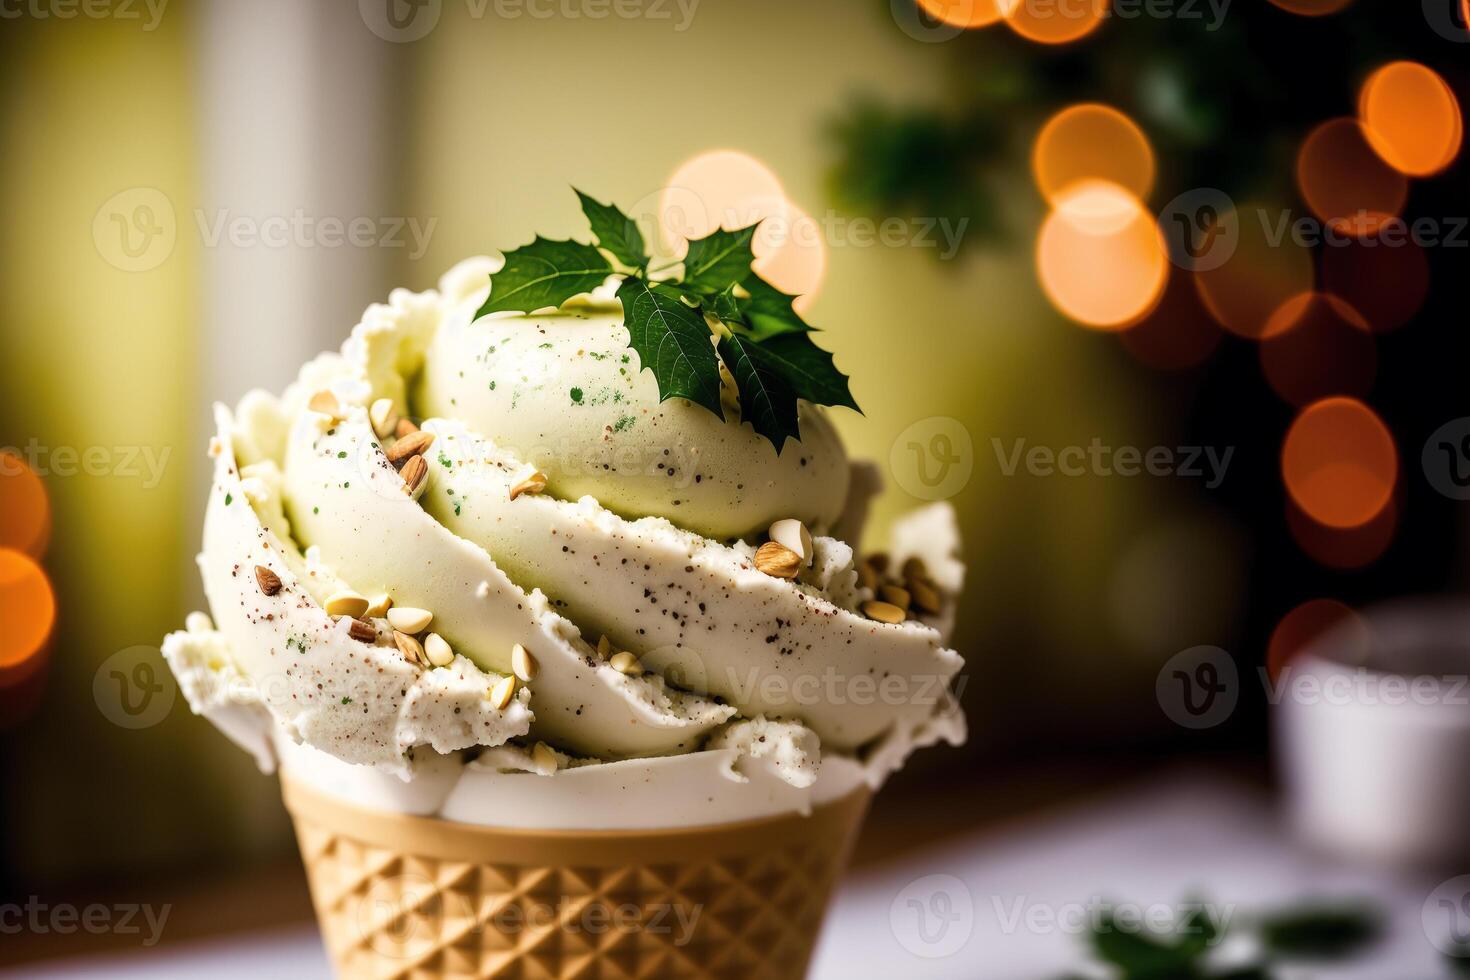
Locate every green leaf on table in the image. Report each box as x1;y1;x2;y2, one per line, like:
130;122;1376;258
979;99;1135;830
575;188;648;270
1090;919;1196;976
738;274;812;339
744;332;859;412
717;333;801;450
1213;967;1276;980
1175;902;1222;959
681;223;758;292
616;276;724;418
477;236;613;317
1258;903;1381;960
1446;943;1470;976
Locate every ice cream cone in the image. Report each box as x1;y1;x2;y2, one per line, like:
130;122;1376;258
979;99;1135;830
282;775;871;980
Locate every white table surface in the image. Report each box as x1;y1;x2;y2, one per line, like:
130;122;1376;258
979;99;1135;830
8;769;1456;979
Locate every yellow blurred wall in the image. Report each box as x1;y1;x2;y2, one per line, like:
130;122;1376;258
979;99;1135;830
0;7;282;880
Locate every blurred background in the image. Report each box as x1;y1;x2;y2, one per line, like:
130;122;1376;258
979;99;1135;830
2;0;1468;976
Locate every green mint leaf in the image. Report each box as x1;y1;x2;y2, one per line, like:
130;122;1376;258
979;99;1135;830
681;223;758;292
1175;901;1222;959
717;333;801;450
616;276;724;419
476;236;612;316
574;189;648;270
747;332;859;412
738;274;813;339
1089;925;1195;975
1258;903;1381;960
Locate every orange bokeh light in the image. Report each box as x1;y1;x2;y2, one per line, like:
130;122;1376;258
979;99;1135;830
1032;103;1155;206
1268;0;1352;13
751;202;827;313
1287;494;1397;570
1259;293;1376;407
1296;118;1409;236
1194;202;1316;339
1037;181;1169;330
1000;0;1106;44
1282;397;1397;529
917;0;1005;28
662;150;827;309
660;150;787;256
0;548;56;676
1359;61;1463;177
0;452;51;559
1267;599;1365;680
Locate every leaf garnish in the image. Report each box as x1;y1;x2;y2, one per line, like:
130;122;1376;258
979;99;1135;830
574;188;648;271
479;191;859;450
616;277;725;419
681;224;758;292
717;333;801;450
738;275;813;339
476;236;612;317
740;332;859;413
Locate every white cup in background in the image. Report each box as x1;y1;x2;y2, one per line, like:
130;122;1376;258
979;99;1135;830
1275;598;1470;869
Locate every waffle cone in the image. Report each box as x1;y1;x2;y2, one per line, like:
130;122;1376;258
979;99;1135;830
282;776;871;979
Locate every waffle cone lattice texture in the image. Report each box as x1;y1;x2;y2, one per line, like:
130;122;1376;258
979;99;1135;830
283;777;871;980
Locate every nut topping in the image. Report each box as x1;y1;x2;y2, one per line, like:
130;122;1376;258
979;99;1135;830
860;600;906;625
254;565;282;596
754;541;802;580
400;455;429;496
387;430;434;466
347;618;377;643
509;471;548;500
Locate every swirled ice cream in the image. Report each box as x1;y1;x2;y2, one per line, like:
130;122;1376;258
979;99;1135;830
163;257;966;826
